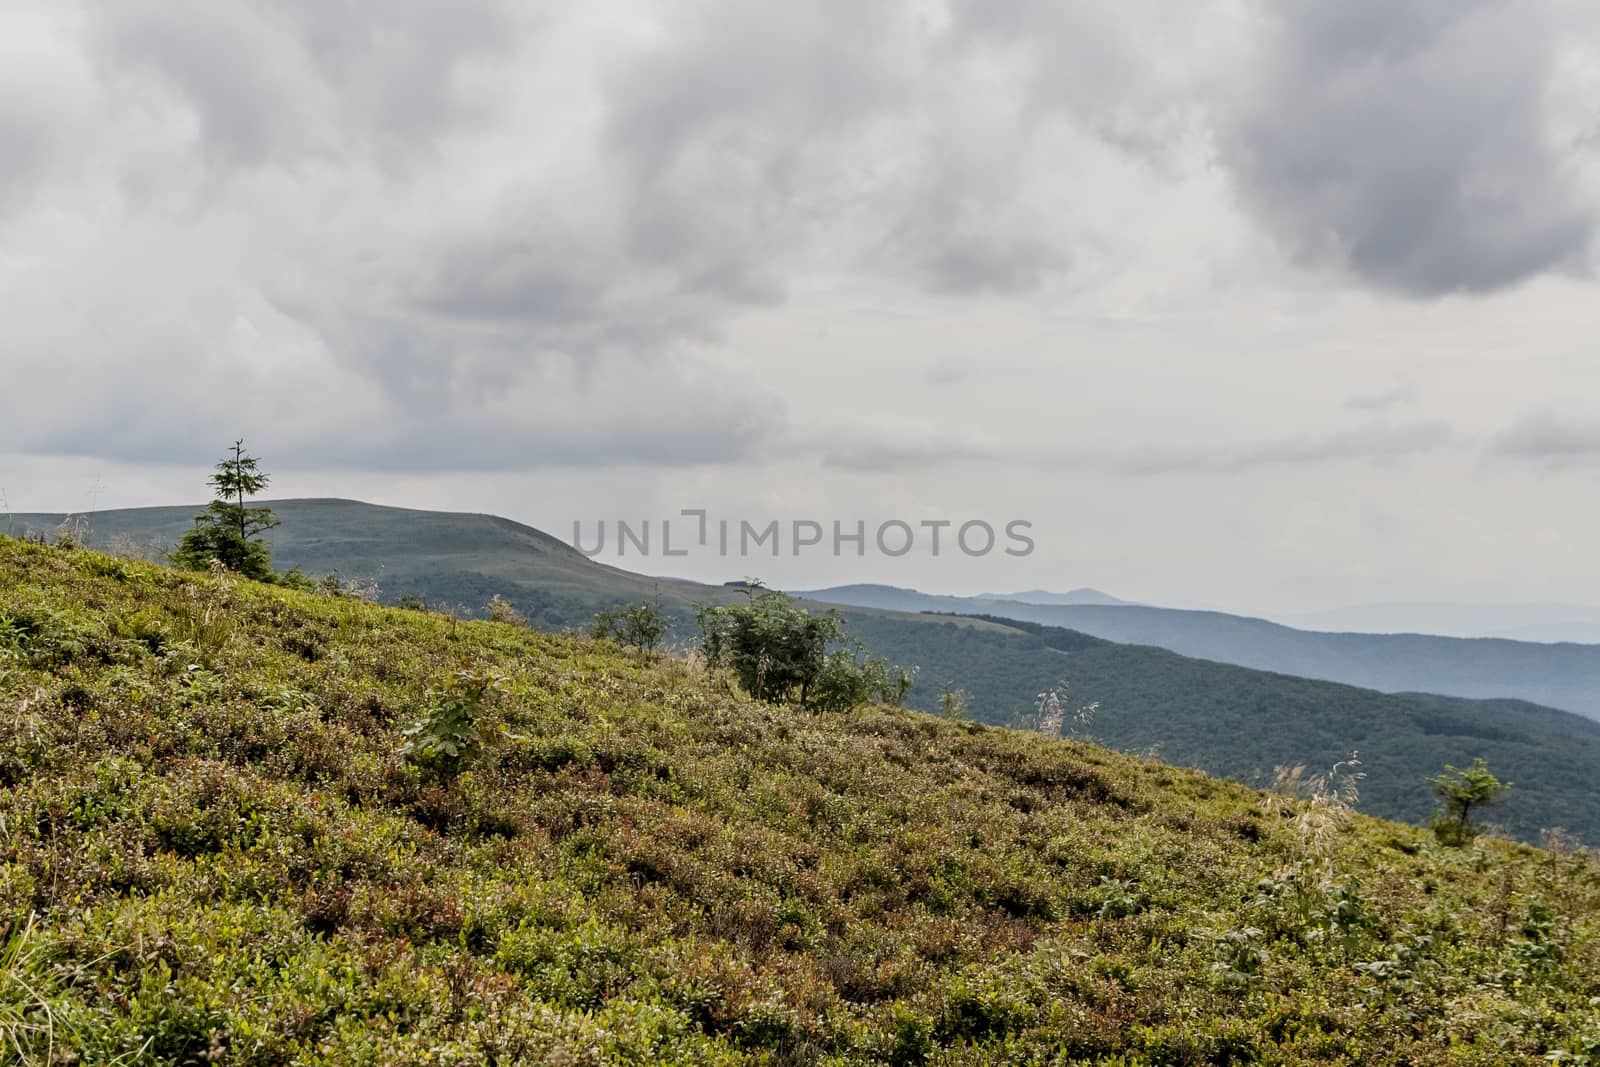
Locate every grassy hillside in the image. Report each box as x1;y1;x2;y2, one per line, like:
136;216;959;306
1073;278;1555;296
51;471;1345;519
15;500;1600;844
3;537;1600;1064
851;614;1600;844
800;586;1600;721
22;503;1600;718
7;499;718;628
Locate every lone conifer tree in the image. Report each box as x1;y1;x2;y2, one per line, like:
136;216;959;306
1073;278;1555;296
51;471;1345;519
172;440;280;580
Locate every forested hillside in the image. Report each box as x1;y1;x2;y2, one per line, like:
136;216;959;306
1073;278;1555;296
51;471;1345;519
852;613;1600;843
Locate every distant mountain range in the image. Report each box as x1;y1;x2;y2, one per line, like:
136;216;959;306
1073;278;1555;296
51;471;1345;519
980;587;1134;607
12;499;1600;840
1278;601;1600;644
798;584;1600;721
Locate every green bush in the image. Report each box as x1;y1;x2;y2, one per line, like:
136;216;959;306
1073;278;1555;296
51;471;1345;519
592;597;667;655
695;586;911;711
400;665;508;777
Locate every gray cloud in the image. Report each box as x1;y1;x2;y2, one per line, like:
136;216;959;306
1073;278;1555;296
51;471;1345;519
1345;381;1418;412
1068;420;1455;476
1220;0;1597;296
598;0;1173;302
0;108;46;212
86;0;513;169
820;433;1004;474
11;340;786;474
0;0;1594;490
1493;411;1600;464
276;396;785;473
817;420;1453;476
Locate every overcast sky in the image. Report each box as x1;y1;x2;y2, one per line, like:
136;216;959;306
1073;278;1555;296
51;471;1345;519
3;0;1599;613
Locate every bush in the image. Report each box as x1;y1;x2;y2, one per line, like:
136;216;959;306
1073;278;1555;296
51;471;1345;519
592;597;666;655
401;665;508;777
487;595;529;627
695;586;911;711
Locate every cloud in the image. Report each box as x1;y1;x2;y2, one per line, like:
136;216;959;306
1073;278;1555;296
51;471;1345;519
1217;0;1598;296
1345;381;1418;412
0;0;1594;490
820;431;1004;473
1492;411;1600;464
814;419;1454;477
925;356;973;387
1065;420;1455;476
84;0;514;170
0;108;47;212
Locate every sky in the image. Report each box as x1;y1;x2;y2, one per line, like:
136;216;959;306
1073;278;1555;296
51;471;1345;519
2;0;1599;614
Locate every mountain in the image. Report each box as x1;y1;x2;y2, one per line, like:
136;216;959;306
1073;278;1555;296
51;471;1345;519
802;584;1600;721
979;587;1132;606
3;534;1596;1063
1281;600;1600;644
8;499;720;628
16;500;1600;840
856;613;1600;843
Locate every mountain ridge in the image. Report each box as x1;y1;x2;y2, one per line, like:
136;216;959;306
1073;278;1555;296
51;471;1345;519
800;583;1600;719
13;499;1600;840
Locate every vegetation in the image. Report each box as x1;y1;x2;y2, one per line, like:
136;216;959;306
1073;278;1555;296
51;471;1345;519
3;535;1600;1063
851;614;1600;844
20;501;1600;723
593;596;669;656
803;585;1600;721
13;501;1600;843
696;586;912;712
170;441;280;581
1429;759;1511;847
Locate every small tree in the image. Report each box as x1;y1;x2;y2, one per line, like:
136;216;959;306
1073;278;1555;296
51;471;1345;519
1428;758;1510;846
593;596;668;656
695;586;910;711
172;440;280;580
938;688;970;722
486;594;528;626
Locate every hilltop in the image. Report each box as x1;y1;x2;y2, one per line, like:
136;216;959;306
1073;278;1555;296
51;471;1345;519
2;536;1600;1063
6;499;712;626
981;588;1134;607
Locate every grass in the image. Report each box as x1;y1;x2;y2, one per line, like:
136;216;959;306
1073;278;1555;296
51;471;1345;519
1;535;1598;1064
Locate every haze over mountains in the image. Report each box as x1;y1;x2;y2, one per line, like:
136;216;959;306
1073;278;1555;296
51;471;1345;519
801;584;1600;721
981;588;1134;607
11;497;1600;842
1277;601;1600;644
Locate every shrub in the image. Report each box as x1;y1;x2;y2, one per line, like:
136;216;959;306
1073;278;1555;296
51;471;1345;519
592;597;667;655
1427;758;1509;846
695;587;911;710
487;595;528;626
401;665;508;777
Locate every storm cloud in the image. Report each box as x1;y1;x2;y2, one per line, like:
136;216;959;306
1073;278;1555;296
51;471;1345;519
1219;0;1598;296
0;0;1595;519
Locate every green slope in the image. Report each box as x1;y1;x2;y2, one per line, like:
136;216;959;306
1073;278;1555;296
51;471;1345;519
15;499;1600;841
3;536;1599;1063
8;499;714;626
850;613;1600;844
